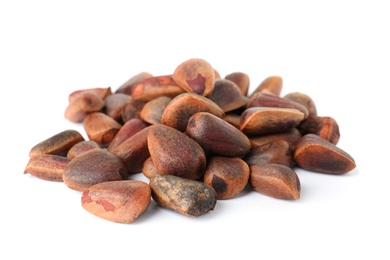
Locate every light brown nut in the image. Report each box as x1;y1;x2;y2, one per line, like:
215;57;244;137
67;140;101;159
148;124;206;180
149;174;217;217
249;163;300;200
29;129;85;158
293;134;356;174
283;92;317;117
68;87;112;103
64;91;105;123
244;140;293;167
186;112;251;158
140;96;172;125
247;92;309;119
115;72;153;95
172;58;215;97
240;107;305;135
83;112;122;147
224;72;250;96
161;93;225;131
82;180;151;224
250;76;283;96
208;79;248;113
104;93;132;122
107;118;149;152
203;156;250;200
110;126;153;174
132;75;185;101
121;98;147;123
24;154;71;182
249;128;302;153
63;148;128;192
297;116;340;145
141;157;162;179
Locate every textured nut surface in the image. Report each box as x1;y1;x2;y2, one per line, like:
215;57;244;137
82;180;151;224
104;93;132;122
24;154;71;182
83;112;122;147
67;140;101;159
250;76;283;96
132;75;185;101
115;71;153;95
224;71;250;96
244;140;292;167
283;91;317;117
150;174;217;217
297;116;340;145
64;91;105;123
249;128;302;152
208;79;248;112
140;96;172;125
68;87;112;103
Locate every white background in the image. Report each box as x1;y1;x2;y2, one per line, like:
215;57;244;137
1;1;389;259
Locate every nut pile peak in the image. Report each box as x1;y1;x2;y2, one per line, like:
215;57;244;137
24;58;356;224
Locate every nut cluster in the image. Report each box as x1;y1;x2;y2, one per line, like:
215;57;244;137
24;58;356;224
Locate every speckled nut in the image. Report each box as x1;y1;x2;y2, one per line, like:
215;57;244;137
293;134;356;174
149;174;217;217
83;112;122;147
240;107;305;135
224;72;250;96
208;79;248;113
172;58;215;97
63;148;128;192
250;76;283;96
186;112;251;158
24;154;71;182
147;124;206;180
82;180;151;224
249;163;300;200
203;156;250;200
297;116;340;145
132;75;185;101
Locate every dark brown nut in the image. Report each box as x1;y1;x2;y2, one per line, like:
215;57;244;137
250;76;283;96
172;58;215;97
208;79;248;113
148;124;206;180
293;134;356;174
249;163;300;200
115;72;153;95
67;140;101;159
186;112;251;158
223;113;241;129
149;174;217;217
24;154;71;182
141;157;162;179
240;107;305;135
82;180;151;224
121;98;147;123
249;128;302;152
107;118;149;152
203;156;250;200
244;140;293;167
132;75;185;101
224;72;250;96
64;91;106;123
283;92;317;117
247;92;309;119
104;93;132;122
140;96;172;125
63;148;128;192
111;126;152;174
297;116;340;145
83;112;122;147
161;93;225;131
68;87;112;103
29;129;84;158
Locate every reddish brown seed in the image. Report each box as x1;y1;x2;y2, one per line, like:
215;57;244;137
121;98;147;123
110;126;153;174
29;129;85;158
297;116;340;145
249;128;302;152
249;164;300;200
67;140;101;159
172;58;215;97
140;96;172;125
64;91;106;123
161;93;225;131
294;134;356;174
104;93;132;122
141;157;162;179
244;140;293;167
283;92;318;117
223;113;241;129
240;107;305;135
186;112;251;158
82;180;151;224
83;112;122;147
208;79;248;113
225;72;250;96
115;72;153;95
148;125;206;180
149;174;217;217
132;75;185;101
24;154;71;182
68;87;112;103
107;118;149;152
63;148;128;192
203;156;250;200
250;76;283;96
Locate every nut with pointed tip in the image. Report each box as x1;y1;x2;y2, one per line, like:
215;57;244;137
224;72;250;96
250;76;283;96
297;116;340;145
67;140;101;159
208;79;248;113
24;154;71;182
132;75;185;101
